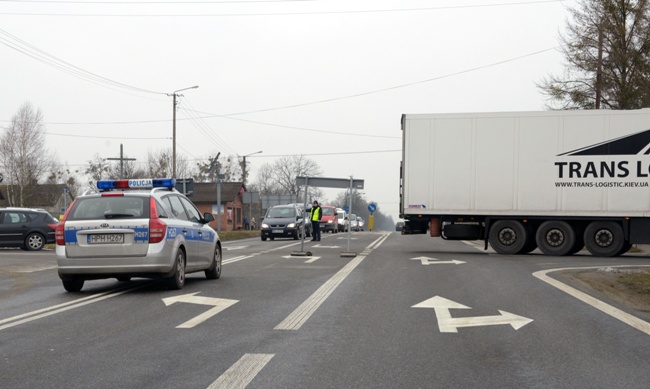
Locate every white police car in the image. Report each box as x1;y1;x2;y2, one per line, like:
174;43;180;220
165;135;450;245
55;178;221;292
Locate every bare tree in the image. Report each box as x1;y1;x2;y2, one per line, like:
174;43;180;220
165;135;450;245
194;153;240;183
145;149;191;178
253;155;323;199
539;0;650;109
107;158;146;180
0;102;55;206
46;163;82;197
84;154;111;184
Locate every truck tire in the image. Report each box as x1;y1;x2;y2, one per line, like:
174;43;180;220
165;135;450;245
617;242;632;256
583;221;624;257
535;221;576;256
488;220;527;255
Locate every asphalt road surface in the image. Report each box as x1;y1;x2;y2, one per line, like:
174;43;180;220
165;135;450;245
1;232;650;389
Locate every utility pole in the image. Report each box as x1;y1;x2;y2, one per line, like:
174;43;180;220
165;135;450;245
210;153;223;232
167;85;198;178
106;144;136;178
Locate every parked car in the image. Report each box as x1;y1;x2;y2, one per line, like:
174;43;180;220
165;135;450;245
261;204;307;241
336;208;348;232
319;205;339;233
55;178;221;292
0;207;58;251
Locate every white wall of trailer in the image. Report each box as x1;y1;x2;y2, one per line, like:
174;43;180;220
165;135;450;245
401;109;650;217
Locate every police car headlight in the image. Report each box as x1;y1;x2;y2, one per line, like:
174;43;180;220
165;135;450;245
262;223;269;228
287;223;296;228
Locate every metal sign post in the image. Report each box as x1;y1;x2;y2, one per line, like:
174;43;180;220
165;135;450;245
295;176;364;258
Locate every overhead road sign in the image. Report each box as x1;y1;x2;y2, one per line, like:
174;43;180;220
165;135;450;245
296;176;364;189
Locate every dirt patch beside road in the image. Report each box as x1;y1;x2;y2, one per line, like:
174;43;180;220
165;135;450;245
555;267;650;321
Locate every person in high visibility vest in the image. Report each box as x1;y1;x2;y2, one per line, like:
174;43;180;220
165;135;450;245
310;200;322;241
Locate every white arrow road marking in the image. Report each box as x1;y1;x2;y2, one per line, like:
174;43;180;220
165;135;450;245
208;354;274;389
281;255;321;263
412;296;533;333
410;257;465;265
163;293;238;329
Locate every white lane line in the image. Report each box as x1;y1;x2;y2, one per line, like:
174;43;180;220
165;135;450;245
207;353;274;389
0;282;152;331
275;234;390;331
223;255;254;265
533;266;650;336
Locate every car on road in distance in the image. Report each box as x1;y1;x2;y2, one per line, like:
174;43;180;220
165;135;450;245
395;221;404;231
0;207;58;251
319;205;339;233
356;216;365;231
337;208;348;232
261;204;307;241
348;213;358;231
287;203;312;238
55;178;221;292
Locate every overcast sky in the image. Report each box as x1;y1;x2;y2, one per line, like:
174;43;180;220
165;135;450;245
0;0;575;220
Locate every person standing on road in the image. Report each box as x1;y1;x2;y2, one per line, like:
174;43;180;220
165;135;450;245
310;200;322;241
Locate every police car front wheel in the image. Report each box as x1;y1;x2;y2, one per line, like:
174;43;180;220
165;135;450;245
205;245;222;280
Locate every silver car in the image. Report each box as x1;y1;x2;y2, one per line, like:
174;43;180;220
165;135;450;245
55;178;221;292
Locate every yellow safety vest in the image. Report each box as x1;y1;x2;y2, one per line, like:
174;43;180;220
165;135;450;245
310;206;321;221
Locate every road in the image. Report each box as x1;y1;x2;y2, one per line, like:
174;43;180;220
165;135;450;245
1;232;650;388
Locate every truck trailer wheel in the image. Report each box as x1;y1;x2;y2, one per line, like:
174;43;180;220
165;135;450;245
583;221;624;257
488;220;527;255
535;221;576;256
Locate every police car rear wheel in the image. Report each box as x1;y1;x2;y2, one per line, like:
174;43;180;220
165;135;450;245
62;279;84;292
166;250;186;290
205;245;222;280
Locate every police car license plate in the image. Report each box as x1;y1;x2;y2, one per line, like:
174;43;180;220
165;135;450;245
272;229;283;234
88;234;124;244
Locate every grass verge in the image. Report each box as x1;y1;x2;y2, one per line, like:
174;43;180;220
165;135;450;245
619;270;650;295
218;230;261;241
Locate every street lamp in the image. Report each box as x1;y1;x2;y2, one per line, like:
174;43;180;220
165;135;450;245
241;150;262;188
167;85;199;178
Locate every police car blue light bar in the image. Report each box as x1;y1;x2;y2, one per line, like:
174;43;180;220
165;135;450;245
97;178;176;191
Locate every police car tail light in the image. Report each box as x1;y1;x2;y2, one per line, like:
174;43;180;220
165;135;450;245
55;199;76;245
148;197;166;244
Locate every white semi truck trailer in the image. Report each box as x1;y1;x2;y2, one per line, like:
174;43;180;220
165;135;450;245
399;109;650;257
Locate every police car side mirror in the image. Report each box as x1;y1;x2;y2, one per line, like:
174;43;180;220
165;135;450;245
203;213;215;223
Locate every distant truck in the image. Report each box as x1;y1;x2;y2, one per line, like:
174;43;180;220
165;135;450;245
400;109;650;257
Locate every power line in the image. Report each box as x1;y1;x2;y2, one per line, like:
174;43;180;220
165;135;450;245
0;1;567;17
223;47;559;116
0;28;166;95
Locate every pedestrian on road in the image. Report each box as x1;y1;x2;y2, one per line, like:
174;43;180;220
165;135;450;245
310;200;322;241
244;217;250;230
